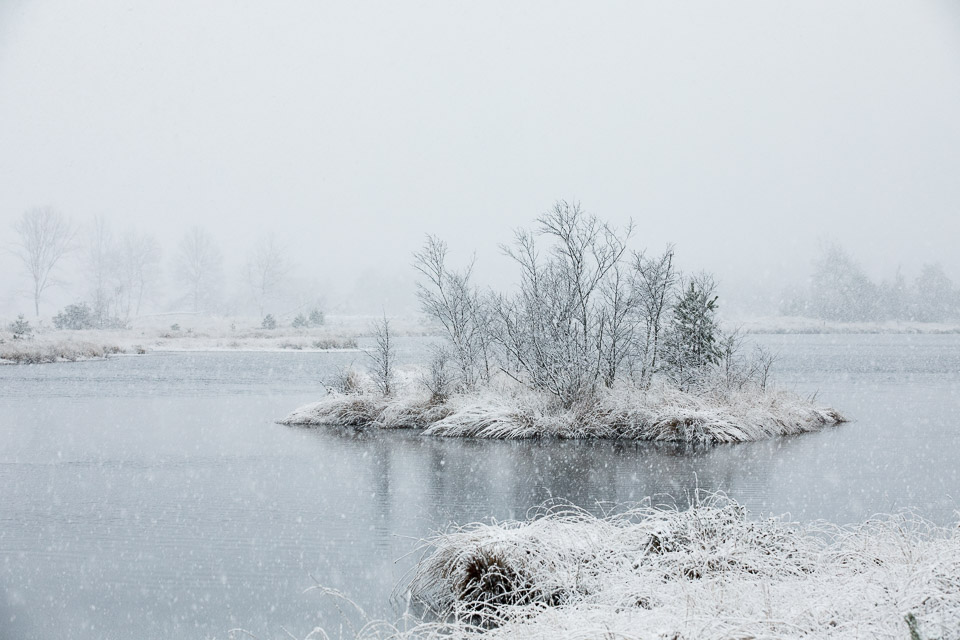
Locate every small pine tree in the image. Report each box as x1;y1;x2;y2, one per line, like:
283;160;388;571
664;276;722;389
261;314;277;330
291;313;308;328
308;308;325;327
9;314;33;340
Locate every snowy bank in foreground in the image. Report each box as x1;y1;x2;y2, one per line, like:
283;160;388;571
338;497;958;640
279;382;845;444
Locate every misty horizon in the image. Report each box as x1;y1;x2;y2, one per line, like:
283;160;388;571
3;0;960;319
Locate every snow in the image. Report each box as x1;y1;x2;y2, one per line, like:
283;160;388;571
280;373;844;444
377;496;960;640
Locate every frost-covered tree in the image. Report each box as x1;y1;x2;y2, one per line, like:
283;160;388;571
631;245;677;386
663;274;722;390
913;263;957;322
367;314;396;395
877;267;909;322
244;233;291;318
81;219;162;323
414;235;491;390
417;202;765;403
9;206;76;316
82;216;117;326
174;226;223;313
119;230;162;317
809;242;878;322
492;201;633;407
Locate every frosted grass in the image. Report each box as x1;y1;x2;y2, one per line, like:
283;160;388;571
280;496;959;640
280;372;844;444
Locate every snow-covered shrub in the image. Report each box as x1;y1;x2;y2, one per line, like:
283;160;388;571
261;314;277;330
52;302;95;330
8;314;32;340
308;308;325;326
420;346;457;403
311;337;358;349
291;313;308;328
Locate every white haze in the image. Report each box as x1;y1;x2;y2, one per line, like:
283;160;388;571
1;0;959;315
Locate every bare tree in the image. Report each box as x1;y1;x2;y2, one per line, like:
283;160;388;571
119;230;162;317
244;233;291;318
414;235;490;390
367;314;395;396
632;245;677;387
598;261;637;388
492;201;634;406
82;216;119;326
9;206;75;316
174;226;223;313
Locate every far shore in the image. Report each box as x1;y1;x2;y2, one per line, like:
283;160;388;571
0;313;437;364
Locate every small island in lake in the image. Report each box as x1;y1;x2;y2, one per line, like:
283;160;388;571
281;202;845;443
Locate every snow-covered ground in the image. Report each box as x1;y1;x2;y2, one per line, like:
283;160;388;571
729;314;960;334
315;496;960;640
0;339;131;364
0;314;436;362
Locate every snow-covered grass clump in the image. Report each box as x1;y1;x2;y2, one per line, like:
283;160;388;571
367;496;958;640
280;370;844;444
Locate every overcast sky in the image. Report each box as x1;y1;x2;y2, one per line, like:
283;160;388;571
2;0;959;315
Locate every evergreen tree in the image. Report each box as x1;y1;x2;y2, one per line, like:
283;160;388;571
8;314;33;340
664;275;721;389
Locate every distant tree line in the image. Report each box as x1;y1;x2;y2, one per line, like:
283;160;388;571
5;206;323;325
781;242;960;323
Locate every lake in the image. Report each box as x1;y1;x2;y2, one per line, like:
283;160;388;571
1;335;958;639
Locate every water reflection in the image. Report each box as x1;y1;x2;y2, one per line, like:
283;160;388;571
1;336;958;639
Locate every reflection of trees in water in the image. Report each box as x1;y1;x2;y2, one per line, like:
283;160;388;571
296;424;860;624
321;430;800;525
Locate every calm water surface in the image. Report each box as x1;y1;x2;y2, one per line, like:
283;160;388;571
1;335;958;639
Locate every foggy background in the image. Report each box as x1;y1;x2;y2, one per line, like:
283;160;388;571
2;0;959;317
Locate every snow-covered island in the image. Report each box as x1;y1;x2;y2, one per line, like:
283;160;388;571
281;204;846;443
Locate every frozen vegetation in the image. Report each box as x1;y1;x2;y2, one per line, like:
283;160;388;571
281;371;843;444
0;339;131;364
283;203;845;443
371;496;958;640
0;313;439;364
